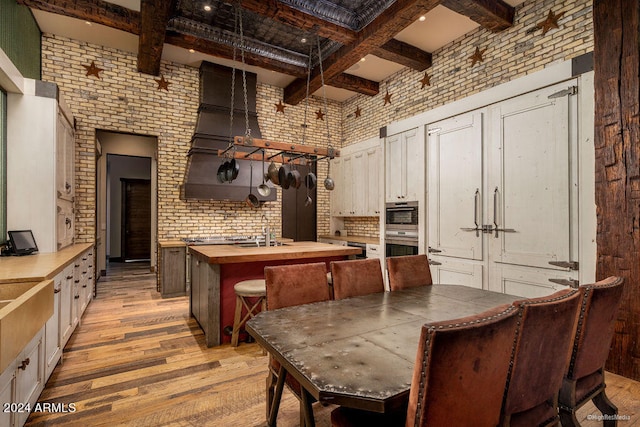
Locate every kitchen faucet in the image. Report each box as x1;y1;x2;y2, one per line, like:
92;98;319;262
261;214;271;247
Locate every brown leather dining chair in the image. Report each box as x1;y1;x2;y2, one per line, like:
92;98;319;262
330;303;521;427
264;262;331;427
559;276;625;427
330;258;385;299
500;288;582;427
386;254;432;291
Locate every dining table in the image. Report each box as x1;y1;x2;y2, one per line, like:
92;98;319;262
246;284;521;426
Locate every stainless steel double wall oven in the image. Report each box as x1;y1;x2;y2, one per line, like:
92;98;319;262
385;201;419;257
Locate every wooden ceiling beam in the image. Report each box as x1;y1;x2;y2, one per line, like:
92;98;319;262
17;0;140;34
284;0;441;105
238;0;357;45
328;73;379;96
373;38;432;71
440;0;515;32
137;0;177;75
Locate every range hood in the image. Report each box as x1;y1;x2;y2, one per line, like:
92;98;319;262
181;62;276;201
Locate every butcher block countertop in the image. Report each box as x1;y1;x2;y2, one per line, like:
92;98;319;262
0;243;94;284
189;241;361;264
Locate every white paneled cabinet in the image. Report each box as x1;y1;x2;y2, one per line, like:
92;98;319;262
7;79;75;253
44;273;62;380
1;328;45;427
330;138;382;217
385;128;421;203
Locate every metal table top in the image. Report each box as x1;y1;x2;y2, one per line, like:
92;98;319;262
246;284;519;414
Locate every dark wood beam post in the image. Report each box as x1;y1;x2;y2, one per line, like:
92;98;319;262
593;0;640;380
138;0;177;75
373;39;432;71
440;0;514;32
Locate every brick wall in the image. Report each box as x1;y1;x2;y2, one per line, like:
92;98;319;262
41;36;341;244
40;0;592;247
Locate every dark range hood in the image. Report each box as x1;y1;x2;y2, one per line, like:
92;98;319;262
181;62;276;201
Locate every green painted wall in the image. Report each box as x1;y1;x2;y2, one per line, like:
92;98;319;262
0;0;41;79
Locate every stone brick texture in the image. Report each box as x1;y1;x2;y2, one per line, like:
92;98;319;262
39;0;592;248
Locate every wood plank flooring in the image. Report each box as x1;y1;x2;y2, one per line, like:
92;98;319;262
26;262;640;426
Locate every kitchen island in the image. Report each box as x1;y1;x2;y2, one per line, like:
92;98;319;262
188;241;361;346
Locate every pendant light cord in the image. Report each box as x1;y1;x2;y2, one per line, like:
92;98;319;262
317;36;332;150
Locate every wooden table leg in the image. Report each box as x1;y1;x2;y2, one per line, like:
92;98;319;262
300;387;315;427
268;364;287;426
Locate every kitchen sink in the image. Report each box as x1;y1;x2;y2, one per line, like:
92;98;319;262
0;280;54;372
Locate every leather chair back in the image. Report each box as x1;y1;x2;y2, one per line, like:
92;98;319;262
386;254;432;291
407;304;520;427
330;258;384;300
264;262;330;310
501;288;581;425
567;276;624;380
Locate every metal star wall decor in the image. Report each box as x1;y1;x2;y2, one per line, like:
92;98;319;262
155;75;170;91
419;72;431;89
354;106;362;118
275;100;286;113
315;108;325;120
469;47;487;66
83;61;103;79
383;90;392;106
537;10;565;35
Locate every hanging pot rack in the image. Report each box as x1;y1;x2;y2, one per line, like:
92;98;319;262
217;136;339;165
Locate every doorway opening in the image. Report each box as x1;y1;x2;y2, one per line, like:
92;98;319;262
95;131;157;280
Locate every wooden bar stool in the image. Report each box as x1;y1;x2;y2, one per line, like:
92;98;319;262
231;279;267;347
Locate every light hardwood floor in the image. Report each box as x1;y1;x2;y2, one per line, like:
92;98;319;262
26;262;640;426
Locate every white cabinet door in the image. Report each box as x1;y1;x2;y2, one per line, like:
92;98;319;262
403;129;421;202
386;133;405;202
44;273;62;379
351;152;366;215
429;256;484;289
342;155;354;215
330;157;344;216
59;265;75;347
487;82;574;270
428;112;483;260
386;129;420;202
365;146;381;216
0;364;15;427
14;329;44;427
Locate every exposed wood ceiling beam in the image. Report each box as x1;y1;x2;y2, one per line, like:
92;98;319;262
238;0;357;45
373;39;432;71
138;0;177;75
329;73;379;96
17;0;140;34
284;0;442;105
440;0;515;32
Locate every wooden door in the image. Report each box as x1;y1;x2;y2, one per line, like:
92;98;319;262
428;111;484;261
282;163;317;241
487;80;578;294
121;178;151;261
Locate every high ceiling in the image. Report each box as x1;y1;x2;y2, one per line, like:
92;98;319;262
20;0;524;102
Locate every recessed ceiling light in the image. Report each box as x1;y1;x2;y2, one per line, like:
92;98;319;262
419;15;426;22
301;38;307;43
360;57;366;62
189;49;195;53
85;21;92;26
203;5;212;11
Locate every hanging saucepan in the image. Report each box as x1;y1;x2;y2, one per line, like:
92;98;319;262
278;163;290;189
324;159;335;190
288;168;302;189
257;150;272;197
304;171;317;190
267;161;279;185
227;158;240;182
246;161;260;208
217;161;228;183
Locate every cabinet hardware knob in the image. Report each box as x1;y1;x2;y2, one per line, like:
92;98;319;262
18;358;30;370
74;295;80;299
82;285;87;288
74;280;80;283
54;288;61;294
66;275;73;280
